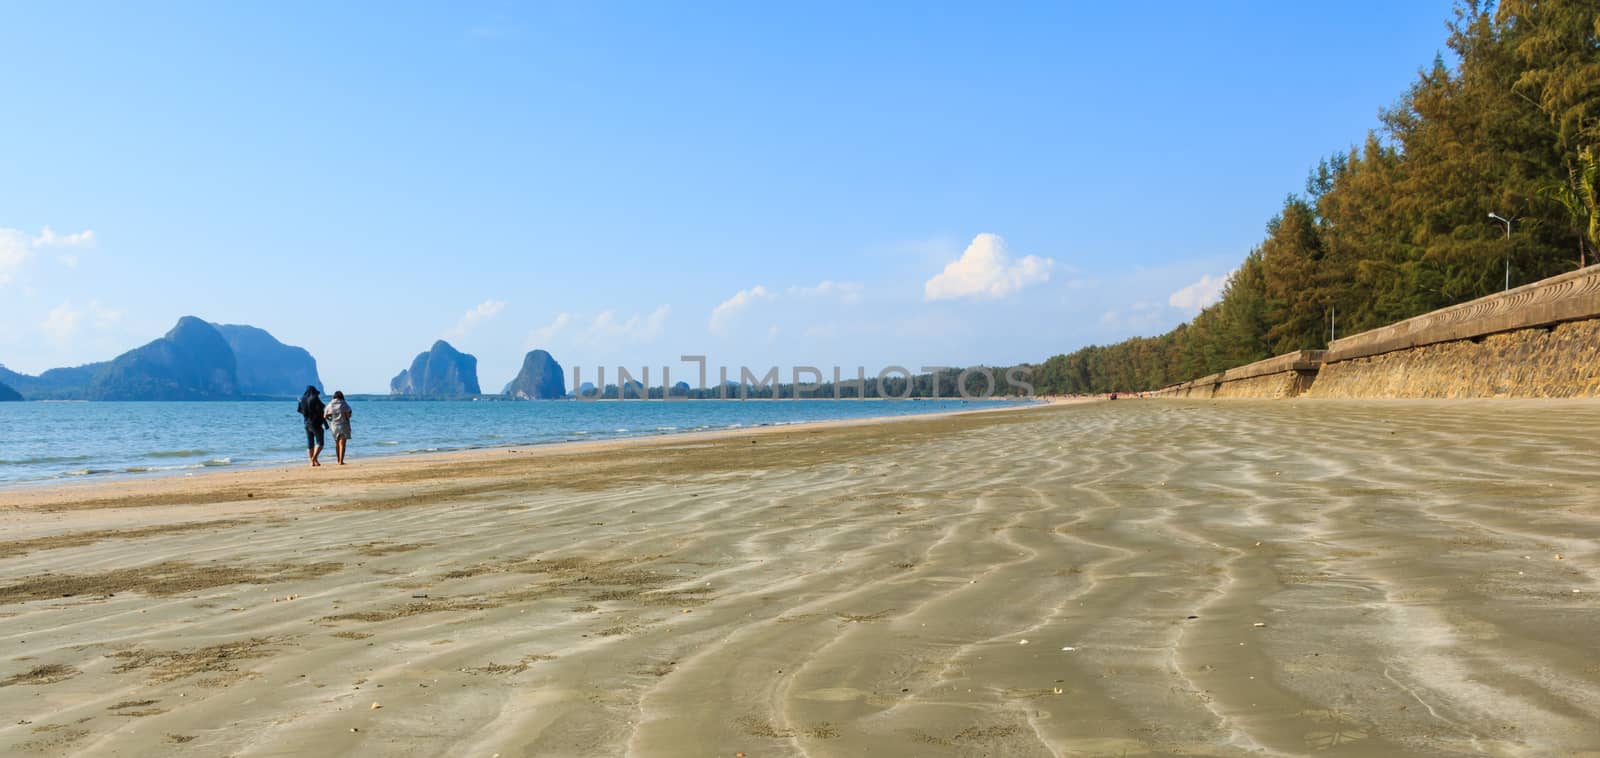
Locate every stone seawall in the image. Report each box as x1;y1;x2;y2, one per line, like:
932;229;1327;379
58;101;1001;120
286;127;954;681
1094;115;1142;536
1148;264;1600;400
1309;319;1600;398
1306;264;1600;398
1211;369;1315;399
1323;265;1600;364
1148;374;1218;398
1150;351;1322;399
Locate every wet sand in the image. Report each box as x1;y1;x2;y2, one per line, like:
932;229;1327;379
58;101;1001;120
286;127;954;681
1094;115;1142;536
1;399;1597;757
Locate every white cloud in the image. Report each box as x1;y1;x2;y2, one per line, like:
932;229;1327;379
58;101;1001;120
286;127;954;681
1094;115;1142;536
709;285;772;336
0;229;28;285
90;301;123;328
526;312;572;347
710;280;862;336
1168;271;1233;312
525;307;672;346
1100;301;1167;332
1;226;96;285
786;280;863;302
33;227;95;248
41;302;82;342
447;298;507;338
39;300;121;344
923;233;1054;301
579;305;671;344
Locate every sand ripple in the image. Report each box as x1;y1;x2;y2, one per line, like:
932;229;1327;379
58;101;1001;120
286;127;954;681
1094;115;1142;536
1;400;1598;756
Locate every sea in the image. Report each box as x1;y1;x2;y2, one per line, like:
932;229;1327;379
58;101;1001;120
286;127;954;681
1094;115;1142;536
0;398;1026;486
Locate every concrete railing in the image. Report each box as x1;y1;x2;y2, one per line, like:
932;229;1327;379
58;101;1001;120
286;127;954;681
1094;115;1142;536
1147;350;1323;398
1325;264;1600;363
1138;265;1600;399
1215;349;1324;382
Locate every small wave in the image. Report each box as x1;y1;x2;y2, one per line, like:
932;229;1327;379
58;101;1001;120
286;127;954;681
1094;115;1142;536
572;431;589;435
0;454;93;466
123;463;207;474
144;449;211;459
615;428;630;433
62;468;112;477
656;426;678;431
375;441;400;446
202;457;232;467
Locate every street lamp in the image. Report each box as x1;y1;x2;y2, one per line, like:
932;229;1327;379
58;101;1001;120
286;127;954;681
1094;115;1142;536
1488;212;1511;291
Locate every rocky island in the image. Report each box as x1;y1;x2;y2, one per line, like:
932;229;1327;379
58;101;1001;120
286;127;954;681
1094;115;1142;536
85;316;238;401
215;323;322;397
390;340;481;397
502;349;566;399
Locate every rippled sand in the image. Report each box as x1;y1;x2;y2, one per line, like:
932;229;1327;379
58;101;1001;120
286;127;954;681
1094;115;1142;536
1;400;1598;757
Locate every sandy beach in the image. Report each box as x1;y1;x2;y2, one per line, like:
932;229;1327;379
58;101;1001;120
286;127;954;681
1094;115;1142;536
1;399;1598;757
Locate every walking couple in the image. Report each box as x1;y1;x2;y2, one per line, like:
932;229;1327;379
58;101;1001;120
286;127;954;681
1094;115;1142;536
296;386;354;467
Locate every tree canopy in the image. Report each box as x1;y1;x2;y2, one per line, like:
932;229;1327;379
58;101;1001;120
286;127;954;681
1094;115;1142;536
1032;0;1600;395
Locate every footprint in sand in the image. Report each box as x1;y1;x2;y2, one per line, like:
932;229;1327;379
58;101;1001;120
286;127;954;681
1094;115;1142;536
1299;709;1368;749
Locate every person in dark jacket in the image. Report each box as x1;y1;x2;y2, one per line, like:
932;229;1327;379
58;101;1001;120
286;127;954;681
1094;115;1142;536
296;385;328;467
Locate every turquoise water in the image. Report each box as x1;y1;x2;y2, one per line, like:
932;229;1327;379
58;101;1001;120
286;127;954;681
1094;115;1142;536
0;398;1022;485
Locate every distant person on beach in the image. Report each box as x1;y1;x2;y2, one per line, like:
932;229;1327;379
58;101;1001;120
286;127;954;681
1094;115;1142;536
296;385;328;467
324;391;353;465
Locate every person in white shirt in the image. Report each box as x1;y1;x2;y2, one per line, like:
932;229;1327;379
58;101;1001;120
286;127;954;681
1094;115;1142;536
323;391;354;465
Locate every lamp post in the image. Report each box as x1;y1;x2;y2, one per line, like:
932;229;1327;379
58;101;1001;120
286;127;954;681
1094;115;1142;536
1488;212;1511;291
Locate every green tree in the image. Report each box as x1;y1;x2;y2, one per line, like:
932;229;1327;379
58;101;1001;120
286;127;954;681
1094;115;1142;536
1028;1;1599;395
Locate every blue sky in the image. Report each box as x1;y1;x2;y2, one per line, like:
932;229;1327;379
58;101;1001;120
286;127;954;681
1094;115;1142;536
1;1;1456;393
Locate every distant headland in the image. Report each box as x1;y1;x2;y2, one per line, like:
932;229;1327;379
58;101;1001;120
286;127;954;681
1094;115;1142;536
0;318;1032;402
0;317;321;401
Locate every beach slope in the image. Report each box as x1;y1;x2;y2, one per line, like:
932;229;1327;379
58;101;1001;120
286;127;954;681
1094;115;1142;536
1;400;1598;756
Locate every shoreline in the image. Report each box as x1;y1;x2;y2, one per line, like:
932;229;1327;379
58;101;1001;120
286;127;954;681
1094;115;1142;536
0;396;1079;510
0;398;1597;755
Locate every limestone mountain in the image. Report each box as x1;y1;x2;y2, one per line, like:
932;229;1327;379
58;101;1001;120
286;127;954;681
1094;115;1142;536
214;323;321;397
0;380;21;401
502;349;566;399
0;362;105;400
85;316;239;400
391;340;481;396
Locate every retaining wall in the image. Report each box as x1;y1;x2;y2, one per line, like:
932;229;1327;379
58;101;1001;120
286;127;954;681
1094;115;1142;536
1321;265;1600;365
1212;350;1322;398
1149;350;1323;399
1147;264;1600;400
1306;265;1600;398
1309;318;1600;398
